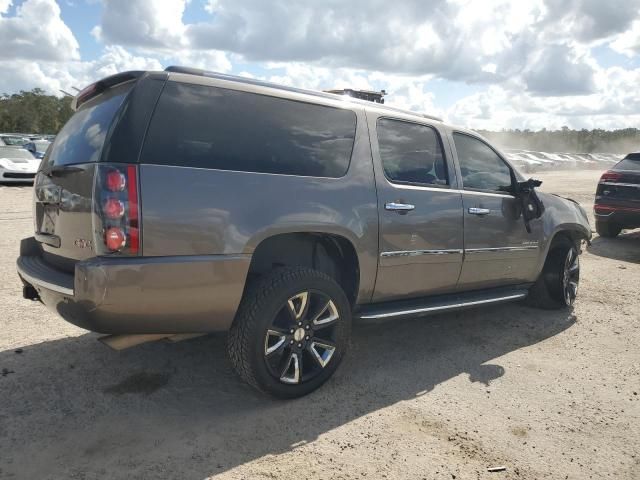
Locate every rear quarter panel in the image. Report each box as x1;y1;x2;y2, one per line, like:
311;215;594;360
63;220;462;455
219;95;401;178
138;107;379;303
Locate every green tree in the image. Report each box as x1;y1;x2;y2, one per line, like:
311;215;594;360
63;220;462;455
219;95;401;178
0;89;73;134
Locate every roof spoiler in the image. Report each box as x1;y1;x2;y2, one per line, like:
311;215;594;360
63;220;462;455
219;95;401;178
71;71;145;111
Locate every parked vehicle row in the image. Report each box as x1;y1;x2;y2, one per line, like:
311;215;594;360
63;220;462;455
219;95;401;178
16;67;592;398
0;134;52;182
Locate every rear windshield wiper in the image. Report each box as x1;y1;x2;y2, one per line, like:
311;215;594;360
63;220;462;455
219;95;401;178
41;165;84;178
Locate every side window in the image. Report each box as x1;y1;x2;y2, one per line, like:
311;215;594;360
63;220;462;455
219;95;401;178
141;82;356;178
453;133;512;192
377;118;448;186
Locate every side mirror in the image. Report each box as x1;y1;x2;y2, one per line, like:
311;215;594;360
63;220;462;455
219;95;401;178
514;178;544;233
25;143;36;153
515;178;542;194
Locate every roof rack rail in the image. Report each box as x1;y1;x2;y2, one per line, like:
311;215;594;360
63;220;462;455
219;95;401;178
164;66;443;122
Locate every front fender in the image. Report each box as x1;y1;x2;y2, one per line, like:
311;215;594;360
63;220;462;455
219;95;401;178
534;192;592;276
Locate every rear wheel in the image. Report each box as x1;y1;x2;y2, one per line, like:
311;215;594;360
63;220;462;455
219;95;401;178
227;267;351;398
595;220;622;238
526;237;580;309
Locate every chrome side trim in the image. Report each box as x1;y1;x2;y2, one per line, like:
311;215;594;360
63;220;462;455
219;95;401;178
387;183;514;198
17;268;74;296
466;246;539;253
359;293;527;320
388;183;460;193
460;189;514;199
380;249;463;258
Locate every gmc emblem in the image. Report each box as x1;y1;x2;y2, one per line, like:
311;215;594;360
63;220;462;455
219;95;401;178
74;238;93;249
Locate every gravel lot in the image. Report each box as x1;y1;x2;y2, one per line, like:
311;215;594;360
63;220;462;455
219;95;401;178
1;170;638;480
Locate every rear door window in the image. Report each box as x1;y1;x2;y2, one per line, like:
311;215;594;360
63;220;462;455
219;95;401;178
453;133;512;192
376;118;448;186
42;82;132;168
141;82;357;178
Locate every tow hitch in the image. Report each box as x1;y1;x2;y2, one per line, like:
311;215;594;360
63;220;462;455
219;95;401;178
22;284;39;301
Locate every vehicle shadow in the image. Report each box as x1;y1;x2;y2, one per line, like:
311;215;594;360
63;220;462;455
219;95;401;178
0;303;575;479
587;230;640;264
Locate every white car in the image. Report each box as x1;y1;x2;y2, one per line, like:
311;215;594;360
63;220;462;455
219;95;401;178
0;146;40;182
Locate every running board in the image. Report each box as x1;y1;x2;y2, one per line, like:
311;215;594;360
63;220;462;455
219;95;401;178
356;286;530;320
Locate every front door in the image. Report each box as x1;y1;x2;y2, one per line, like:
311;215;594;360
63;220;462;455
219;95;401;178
370;116;464;302
451;132;542;290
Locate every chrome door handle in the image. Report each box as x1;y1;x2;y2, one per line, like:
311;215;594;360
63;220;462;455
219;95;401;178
385;202;415;212
468;207;491;215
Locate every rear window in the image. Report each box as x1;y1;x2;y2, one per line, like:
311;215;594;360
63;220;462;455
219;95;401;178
616;156;640;171
141;82;357;178
42;83;131;168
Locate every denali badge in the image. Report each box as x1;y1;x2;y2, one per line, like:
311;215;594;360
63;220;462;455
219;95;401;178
74;238;93;249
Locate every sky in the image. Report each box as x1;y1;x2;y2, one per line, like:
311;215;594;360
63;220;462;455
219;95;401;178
1;0;640;131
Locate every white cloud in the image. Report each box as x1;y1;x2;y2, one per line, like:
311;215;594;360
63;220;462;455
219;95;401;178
523;44;596;96
0;0;79;61
96;0;188;49
610;20;640;57
0;46;162;95
0;0;11;15
1;0;639;133
446;66;640;130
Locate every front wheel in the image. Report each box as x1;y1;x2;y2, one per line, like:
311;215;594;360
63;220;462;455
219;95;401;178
227;267;351;398
526;238;580;309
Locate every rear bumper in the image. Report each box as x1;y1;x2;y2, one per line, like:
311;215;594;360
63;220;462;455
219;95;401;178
595;203;640;229
17;237;251;334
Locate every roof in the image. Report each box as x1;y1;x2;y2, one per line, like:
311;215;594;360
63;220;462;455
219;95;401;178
164;66;442;123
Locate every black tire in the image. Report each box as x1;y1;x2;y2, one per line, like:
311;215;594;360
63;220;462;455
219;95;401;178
227;267;351;398
526;237;580;310
595;220;622;238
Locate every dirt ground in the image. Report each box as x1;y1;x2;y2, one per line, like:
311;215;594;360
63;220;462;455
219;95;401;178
0;170;638;480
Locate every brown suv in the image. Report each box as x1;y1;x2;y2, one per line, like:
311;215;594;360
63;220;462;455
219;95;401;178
17;67;591;397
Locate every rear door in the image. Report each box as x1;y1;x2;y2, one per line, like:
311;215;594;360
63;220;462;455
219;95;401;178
451;132;541;290
369;115;464;302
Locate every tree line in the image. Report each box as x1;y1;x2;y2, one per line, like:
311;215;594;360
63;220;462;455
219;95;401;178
1;89;639;153
0;89;73;134
477;127;640;154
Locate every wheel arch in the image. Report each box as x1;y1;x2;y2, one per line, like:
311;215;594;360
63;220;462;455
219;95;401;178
245;231;361;306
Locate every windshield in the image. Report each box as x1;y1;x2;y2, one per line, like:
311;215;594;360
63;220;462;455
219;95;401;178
0;147;34;158
42;83;131;168
32;141;51;152
1;136;28;146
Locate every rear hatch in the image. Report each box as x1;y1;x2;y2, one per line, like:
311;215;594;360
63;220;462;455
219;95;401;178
33;81;134;272
596;155;640;207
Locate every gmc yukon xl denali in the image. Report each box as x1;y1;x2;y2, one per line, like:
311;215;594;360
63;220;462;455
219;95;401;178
17;67;591;398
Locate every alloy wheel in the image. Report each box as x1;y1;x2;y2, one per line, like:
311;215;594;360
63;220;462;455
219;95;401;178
562;248;580;305
263;290;340;385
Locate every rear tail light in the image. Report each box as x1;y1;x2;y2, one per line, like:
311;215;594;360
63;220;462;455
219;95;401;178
93;164;141;255
599;170;622;183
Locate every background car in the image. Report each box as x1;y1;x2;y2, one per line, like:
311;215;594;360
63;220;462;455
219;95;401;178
594;153;640;237
0;146;39;182
23;140;51;159
0;134;29;147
